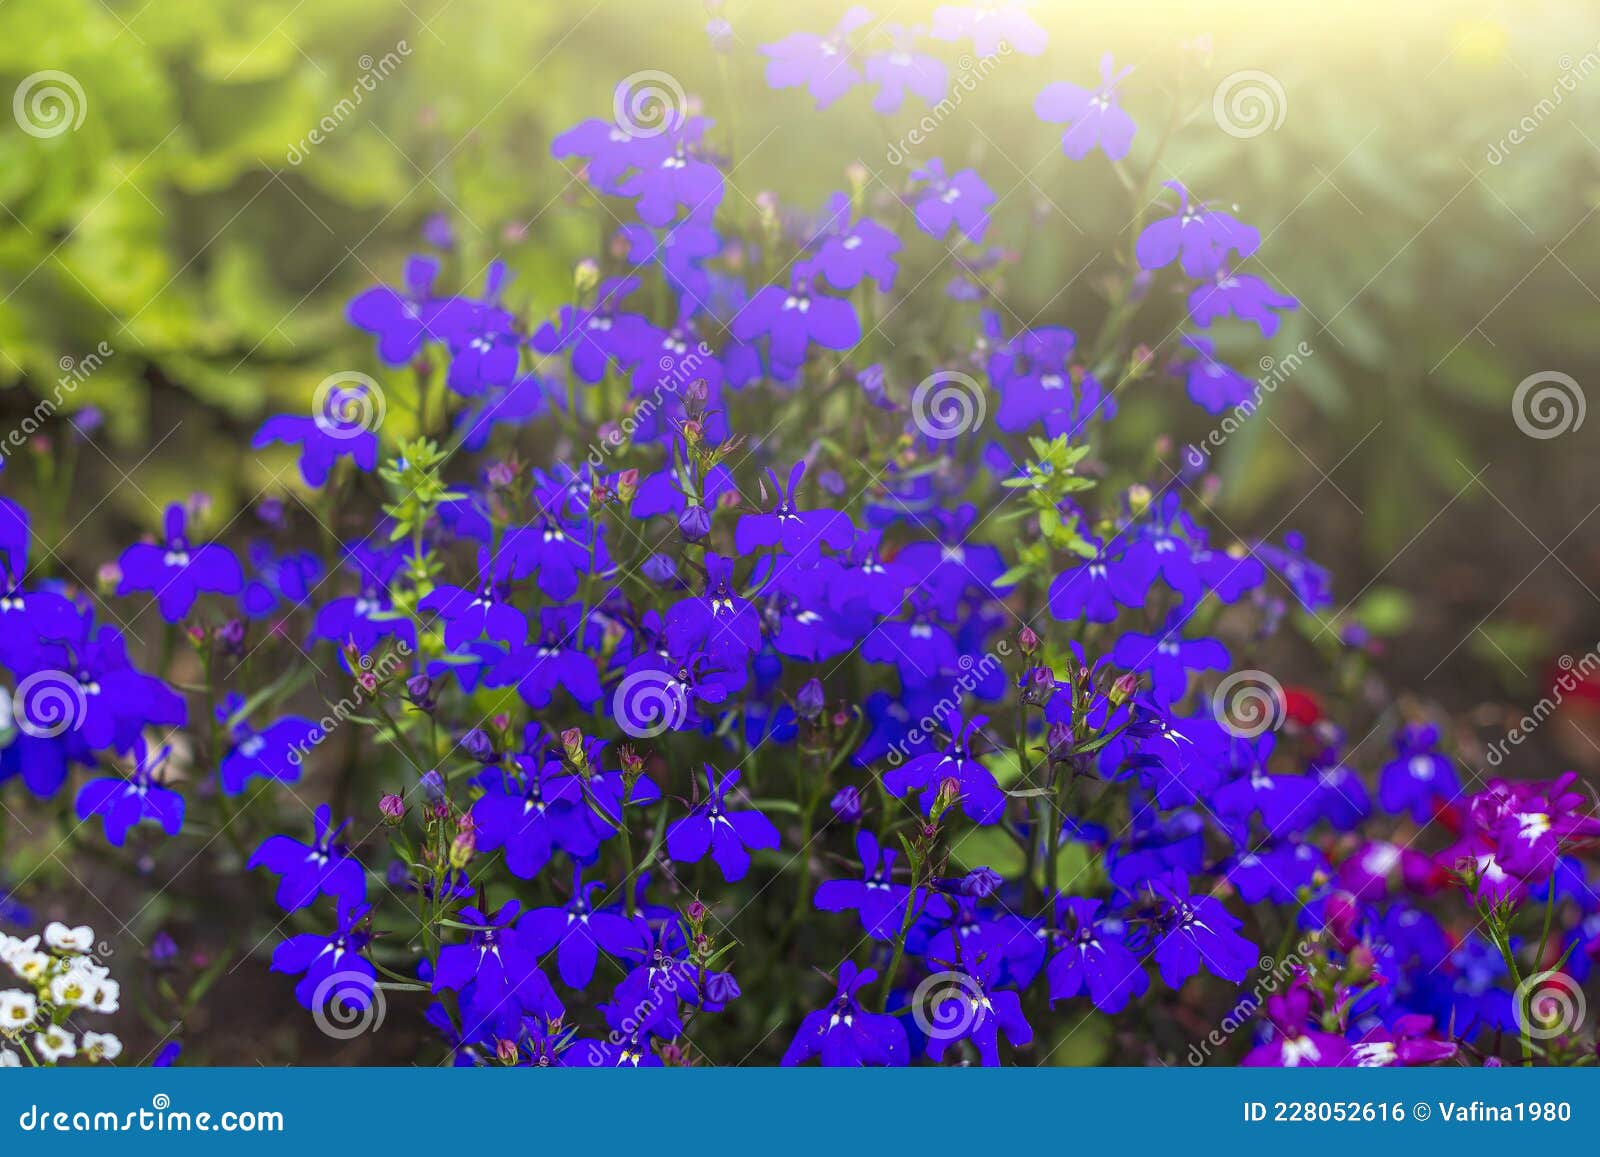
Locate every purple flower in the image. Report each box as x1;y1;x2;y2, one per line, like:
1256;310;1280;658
1241;974;1351;1067
734;462;852;563
1034;53;1136;161
911;159;996;243
782;961;908;1066
930;2;1047;57
346;255;445;364
814;829;914;940
1175;334;1256;414
1378;724;1461;823
1150;872;1258;987
218;703;318;795
761;7;873;109
1047;535;1158;624
514;868;637;988
666;765;781;883
117;504;244;623
1189;267;1298;336
1046;896;1150;1014
271;903;375;1012
1136;181;1261;278
921;955;1032;1066
730;267;861;372
1111;625;1230;707
471;755;596;879
864;36;948;113
75;738;185;847
809;193;902;292
252;387;380;489
248;804;367;914
883;710;1004;825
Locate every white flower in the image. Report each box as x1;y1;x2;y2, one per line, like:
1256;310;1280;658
34;1026;75;1064
49;969;91;1008
43;922;96;954
0;1046;19;1067
14;951;53;984
80;1031;122;1063
0;934;38;970
82;976;120;1015
0;989;38;1031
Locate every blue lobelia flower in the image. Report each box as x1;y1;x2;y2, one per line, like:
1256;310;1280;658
1045;896;1150;1014
814;829;915;941
782;961;908;1066
117;504;244;623
270;902;376;1013
665;764;780;883
1136;181;1261;278
248;803;367;915
910;159;996;244
1149;872;1258;987
884;710;1005;825
760;7;872;109
1034;53;1136;161
75;737;186;847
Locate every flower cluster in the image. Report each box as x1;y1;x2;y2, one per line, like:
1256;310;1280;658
0;922;122;1066
0;8;1596;1069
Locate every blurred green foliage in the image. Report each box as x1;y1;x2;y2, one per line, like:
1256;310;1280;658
1;0;1596;592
